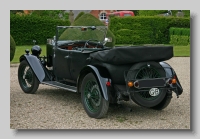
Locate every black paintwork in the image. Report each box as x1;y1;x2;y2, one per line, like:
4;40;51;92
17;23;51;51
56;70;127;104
19;26;183;104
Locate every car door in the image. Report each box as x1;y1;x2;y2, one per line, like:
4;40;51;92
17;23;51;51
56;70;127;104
69;50;91;80
53;47;72;80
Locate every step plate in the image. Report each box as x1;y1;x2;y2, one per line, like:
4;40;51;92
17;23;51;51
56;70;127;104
42;81;77;92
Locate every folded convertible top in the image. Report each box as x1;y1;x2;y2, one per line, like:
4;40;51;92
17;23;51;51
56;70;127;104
90;46;173;65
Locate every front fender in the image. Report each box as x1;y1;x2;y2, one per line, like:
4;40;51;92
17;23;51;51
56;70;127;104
159;62;183;95
19;54;46;83
77;65;111;101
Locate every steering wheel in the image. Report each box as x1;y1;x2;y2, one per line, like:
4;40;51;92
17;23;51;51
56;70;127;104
83;40;102;48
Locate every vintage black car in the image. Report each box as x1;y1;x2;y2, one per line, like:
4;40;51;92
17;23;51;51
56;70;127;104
18;26;183;119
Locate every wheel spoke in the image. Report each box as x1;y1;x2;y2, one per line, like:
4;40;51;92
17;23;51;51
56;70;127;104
19;65;34;89
84;80;101;112
135;66;161;100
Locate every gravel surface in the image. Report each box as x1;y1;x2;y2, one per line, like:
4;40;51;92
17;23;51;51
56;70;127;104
10;57;190;129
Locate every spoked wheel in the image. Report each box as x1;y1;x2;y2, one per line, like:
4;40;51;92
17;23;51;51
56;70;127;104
151;91;172;110
81;73;109;119
18;60;39;94
128;62;167;107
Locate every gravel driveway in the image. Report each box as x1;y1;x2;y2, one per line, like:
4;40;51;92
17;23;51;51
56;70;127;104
10;57;190;129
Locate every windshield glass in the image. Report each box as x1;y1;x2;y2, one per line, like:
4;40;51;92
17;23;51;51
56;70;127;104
57;26;107;43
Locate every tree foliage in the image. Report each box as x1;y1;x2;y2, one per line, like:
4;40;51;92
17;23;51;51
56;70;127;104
10;35;16;61
30;10;69;20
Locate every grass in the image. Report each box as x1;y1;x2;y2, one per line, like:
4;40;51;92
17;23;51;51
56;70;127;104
11;45;46;64
173;45;190;57
10;44;190;64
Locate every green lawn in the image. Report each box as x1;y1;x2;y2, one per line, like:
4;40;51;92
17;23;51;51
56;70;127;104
173;45;190;57
11;45;46;64
10;44;190;64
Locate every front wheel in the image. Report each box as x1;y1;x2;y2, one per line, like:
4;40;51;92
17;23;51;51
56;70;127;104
81;73;109;119
18;60;39;94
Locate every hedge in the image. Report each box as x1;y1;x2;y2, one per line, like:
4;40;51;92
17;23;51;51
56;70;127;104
74;12;85;21
169;27;190;45
109;16;190;45
10;14;70;45
169;27;190;36
139;10;190;17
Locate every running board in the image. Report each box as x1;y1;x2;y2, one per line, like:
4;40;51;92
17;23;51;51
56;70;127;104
41;81;77;93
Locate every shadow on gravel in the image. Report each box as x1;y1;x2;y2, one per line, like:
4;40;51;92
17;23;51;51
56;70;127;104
35;87;168;118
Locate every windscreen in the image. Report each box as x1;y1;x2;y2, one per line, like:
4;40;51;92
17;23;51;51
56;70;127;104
57;26;107;43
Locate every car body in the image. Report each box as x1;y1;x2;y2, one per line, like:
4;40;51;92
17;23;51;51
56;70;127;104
105;11;135;26
106;11;135;17
18;26;183;119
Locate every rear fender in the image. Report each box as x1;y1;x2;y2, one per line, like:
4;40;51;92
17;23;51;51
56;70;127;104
77;65;111;101
159;62;183;95
19;54;47;83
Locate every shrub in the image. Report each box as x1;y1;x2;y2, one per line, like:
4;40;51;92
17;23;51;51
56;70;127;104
10;35;16;61
169;27;190;36
31;10;69;20
60;13;116;47
138;10;190;17
170;35;189;46
109;16;190;44
169;27;190;45
74;12;85;21
10;14;70;45
139;10;168;16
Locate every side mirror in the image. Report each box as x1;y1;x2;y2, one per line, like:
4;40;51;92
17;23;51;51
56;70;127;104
47;36;56;45
103;37;112;45
105;37;112;42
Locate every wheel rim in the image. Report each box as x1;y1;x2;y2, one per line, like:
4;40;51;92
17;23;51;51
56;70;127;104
19;65;34;90
135;66;162;101
84;80;101;113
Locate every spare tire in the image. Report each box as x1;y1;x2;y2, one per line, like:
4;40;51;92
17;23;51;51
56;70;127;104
127;61;167;107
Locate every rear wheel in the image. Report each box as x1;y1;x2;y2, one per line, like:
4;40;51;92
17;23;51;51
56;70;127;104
81;73;109;119
18;60;39;94
151;91;172;110
128;62;167;107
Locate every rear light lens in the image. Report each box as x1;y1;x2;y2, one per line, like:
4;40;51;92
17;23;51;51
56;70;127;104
106;81;111;86
128;81;134;87
172;78;176;84
166;77;177;85
127;81;139;88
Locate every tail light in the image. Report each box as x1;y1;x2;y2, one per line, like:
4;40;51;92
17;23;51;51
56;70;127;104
166;77;177;85
127;81;139;88
106;81;111;86
128;81;134;87
172;78;177;84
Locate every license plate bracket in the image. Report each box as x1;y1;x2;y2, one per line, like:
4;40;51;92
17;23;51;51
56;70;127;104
135;78;166;89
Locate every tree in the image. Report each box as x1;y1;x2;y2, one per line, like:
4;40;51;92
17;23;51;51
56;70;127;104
31;10;69;20
10;35;16;61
